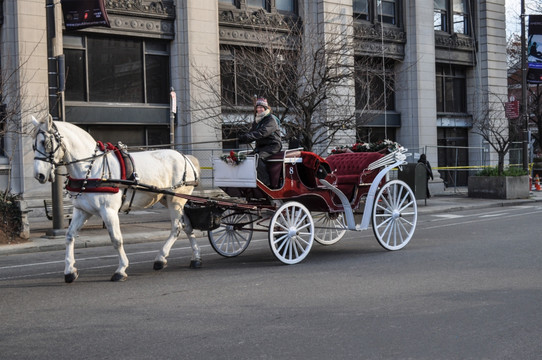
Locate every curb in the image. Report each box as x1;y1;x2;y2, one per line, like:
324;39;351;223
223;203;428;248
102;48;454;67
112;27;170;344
2;195;542;256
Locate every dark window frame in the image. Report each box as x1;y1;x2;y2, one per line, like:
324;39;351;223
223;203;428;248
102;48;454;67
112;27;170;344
222;0;297;14
63;34;170;105
353;0;401;27
434;0;472;35
355;56;396;112
436;64;467;114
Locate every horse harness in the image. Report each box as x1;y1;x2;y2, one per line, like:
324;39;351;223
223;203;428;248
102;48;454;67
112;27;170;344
34;124;200;213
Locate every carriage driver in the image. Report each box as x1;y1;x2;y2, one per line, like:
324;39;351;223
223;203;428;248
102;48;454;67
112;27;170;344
238;97;282;187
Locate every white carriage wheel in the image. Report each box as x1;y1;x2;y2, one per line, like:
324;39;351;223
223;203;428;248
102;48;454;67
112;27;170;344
269;201;314;265
372;179;417;251
313;212;347;245
208;209;253;257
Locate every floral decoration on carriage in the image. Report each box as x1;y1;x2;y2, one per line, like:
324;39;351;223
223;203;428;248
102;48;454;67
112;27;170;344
331;139;401;154
220;150;247;165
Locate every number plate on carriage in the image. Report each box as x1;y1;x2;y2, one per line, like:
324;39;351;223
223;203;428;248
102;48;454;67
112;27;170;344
213;156;257;188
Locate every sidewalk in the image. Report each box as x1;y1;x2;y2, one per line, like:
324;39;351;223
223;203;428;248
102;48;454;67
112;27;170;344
2;187;542;256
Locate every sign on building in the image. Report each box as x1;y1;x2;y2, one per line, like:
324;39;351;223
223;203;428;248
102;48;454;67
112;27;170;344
61;0;110;30
528;15;542;83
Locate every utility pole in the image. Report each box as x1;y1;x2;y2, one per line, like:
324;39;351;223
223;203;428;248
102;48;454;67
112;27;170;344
46;0;66;237
521;0;529;172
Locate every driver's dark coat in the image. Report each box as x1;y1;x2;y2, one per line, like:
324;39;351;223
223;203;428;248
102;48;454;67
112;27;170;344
243;114;282;158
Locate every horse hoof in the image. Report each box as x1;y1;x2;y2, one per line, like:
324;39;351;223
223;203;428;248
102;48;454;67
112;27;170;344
65;272;79;283
153;261;167;271
111;273;127;282
189;259;202;269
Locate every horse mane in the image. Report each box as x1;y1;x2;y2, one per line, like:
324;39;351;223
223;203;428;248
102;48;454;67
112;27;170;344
54;121;96;146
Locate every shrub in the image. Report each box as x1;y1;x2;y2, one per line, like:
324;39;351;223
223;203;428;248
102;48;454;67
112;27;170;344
475;166;528;177
0;193;23;244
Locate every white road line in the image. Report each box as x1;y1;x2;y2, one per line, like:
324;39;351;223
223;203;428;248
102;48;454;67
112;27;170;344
432;214;465;219
479;213;508;218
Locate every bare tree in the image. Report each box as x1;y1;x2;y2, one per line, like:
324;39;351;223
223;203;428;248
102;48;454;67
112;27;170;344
471;90;522;175
0;49;48;197
189;14;395;154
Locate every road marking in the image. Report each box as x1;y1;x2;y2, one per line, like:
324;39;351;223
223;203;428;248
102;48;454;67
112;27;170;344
432;214;464;219
479;213;508;218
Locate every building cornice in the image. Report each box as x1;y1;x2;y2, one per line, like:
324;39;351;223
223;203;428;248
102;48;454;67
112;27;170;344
105;0;175;19
218;8;298;47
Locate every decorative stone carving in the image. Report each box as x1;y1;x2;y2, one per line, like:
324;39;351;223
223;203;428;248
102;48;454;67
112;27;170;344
435;33;475;51
219;8;298;47
354;23;406;43
105;0;175;19
219;8;296;30
353;23;405;58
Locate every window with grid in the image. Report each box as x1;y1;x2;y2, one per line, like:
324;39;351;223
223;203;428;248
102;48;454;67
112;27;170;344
453;0;469;34
377;0;397;25
64;35;170;104
355;57;396;111
436;64;466;113
220;46;293;108
434;0;448;32
353;0;369;21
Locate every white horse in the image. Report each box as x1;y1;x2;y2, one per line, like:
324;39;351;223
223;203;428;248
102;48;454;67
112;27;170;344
31;116;202;283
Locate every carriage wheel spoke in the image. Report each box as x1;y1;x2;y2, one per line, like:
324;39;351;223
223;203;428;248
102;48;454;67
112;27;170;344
372;180;417;251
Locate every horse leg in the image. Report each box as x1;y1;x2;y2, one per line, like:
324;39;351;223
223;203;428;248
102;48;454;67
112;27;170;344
154;197;202;270
101;210;129;282
153;216;181;270
64;209;92;283
184;213;203;269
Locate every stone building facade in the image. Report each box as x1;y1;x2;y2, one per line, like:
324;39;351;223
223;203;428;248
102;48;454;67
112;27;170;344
0;0;507;198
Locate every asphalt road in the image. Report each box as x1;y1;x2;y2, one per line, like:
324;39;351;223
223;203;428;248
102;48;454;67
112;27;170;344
1;205;541;359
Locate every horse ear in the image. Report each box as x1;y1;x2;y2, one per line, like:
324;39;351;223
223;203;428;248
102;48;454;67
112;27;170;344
31;116;40;128
46;114;53;131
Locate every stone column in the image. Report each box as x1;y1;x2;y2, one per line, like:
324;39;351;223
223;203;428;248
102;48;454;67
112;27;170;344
1;0;49;196
468;0;508;169
395;0;438;161
172;0;222;153
300;0;356;155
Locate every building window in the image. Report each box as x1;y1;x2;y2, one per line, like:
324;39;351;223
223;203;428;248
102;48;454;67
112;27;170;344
355;57;395;111
222;124;245;150
434;0;447;32
247;0;266;9
276;0;295;13
220;47;262;107
64;35;170;105
436;64;466;113
453;0;469;34
220;46;291;108
353;0;369;21
354;0;400;26
357;127;396;143
377;0;397;25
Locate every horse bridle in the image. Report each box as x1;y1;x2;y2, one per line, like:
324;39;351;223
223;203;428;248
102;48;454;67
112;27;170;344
33;123;110;167
33;123;66;167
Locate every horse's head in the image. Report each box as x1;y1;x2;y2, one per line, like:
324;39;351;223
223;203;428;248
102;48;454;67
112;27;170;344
31;116;65;184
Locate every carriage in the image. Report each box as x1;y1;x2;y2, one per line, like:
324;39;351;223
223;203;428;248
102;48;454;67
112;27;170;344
31;116;416;282
185;147;418;265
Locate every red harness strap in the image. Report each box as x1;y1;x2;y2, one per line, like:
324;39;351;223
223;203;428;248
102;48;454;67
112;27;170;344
65;142;128;194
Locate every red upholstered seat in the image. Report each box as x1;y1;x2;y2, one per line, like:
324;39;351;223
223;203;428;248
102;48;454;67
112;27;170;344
324;152;385;199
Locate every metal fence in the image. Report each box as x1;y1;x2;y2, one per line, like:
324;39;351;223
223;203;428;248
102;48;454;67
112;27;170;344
176;143;528;191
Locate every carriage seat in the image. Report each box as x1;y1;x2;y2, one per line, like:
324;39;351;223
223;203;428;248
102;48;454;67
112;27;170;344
265;150;328;189
324;152;385;199
265;151;289;188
